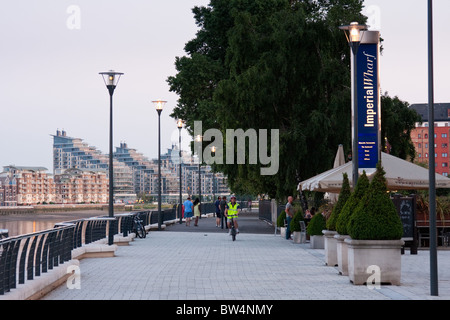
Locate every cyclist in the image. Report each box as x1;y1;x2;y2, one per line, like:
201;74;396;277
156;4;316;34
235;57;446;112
225;195;241;235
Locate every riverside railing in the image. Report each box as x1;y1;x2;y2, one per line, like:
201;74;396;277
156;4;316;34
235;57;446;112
0;223;75;295
0;206;220;296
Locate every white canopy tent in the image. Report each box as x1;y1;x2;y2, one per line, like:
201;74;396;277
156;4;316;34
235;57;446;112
298;152;450;193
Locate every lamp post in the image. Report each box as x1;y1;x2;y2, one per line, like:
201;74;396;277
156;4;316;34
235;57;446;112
177;119;184;224
99;70;123;245
339;22;367;187
153;99;167;231
211;146;216;201
195;134;202;205
427;0;438;296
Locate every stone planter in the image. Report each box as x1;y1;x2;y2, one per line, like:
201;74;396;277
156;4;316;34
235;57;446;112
322;230;338;266
310;235;324;249
345;238;404;285
335;234;351;275
293;231;306;244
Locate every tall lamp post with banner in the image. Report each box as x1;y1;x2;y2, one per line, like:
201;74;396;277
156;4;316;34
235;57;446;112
339;22;367;187
340;23;381;186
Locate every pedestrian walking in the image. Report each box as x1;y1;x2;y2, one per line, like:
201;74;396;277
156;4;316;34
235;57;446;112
285;196;295;240
219;196;228;229
193;198;201;227
215;196;221;227
183;196;194;226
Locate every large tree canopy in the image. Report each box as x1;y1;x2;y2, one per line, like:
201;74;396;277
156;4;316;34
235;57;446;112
168;0;418;201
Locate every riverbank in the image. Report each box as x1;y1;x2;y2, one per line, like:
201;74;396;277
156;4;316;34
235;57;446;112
0;204;133;215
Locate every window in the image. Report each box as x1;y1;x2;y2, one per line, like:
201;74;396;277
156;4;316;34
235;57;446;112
443;153;448;158
442;133;448;138
425;153;428;158
418;143;422;148
425;134;428;138
443;163;448;167
425;143;428;148
443;143;448;148
418;134;422;138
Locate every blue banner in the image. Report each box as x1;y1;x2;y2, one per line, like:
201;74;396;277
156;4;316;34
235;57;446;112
357;43;379;169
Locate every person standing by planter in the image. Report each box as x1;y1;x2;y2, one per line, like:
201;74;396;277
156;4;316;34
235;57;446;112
285;196;295;240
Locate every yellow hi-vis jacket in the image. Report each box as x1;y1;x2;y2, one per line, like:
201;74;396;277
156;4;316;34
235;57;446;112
227;202;239;219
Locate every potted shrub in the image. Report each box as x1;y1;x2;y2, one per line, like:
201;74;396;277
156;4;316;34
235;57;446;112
323;173;351;266
346;163;404;285
307;213;326;249
335;171;369;275
290;208;305;243
277;210;287;238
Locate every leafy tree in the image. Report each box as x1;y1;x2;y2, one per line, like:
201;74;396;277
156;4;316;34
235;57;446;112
168;0;417;201
381;93;421;161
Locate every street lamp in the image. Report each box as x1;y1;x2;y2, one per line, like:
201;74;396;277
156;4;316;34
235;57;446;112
427;0;438;296
177;119;184;224
211;146;216;201
339;22;367;187
195;134;202;205
99;70;123;245
153;99;167;230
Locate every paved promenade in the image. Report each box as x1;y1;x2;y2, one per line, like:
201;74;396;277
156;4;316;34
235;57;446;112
42;211;450;301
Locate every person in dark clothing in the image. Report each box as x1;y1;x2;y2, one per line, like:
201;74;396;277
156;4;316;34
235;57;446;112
219;196;228;229
215;196;222;227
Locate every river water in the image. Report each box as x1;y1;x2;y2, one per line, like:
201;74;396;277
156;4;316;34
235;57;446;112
0;210;107;237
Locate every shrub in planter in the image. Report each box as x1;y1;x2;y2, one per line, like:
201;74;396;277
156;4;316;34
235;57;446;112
277;210;287;237
326;173;351;231
346;163;404;285
290;208;305;243
289;208;304;232
307;213;326;249
307;213;326;236
347;164;403;240
334;171;369;274
277;210;286;228
336;171;370;236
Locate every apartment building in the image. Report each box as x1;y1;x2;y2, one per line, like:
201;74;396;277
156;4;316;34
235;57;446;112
0;166;109;205
52;130;135;202
115;142;230;202
410;103;450;176
1;166;56;205
54;168;108;204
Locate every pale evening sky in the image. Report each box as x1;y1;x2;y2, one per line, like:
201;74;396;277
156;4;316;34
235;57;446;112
0;0;449;172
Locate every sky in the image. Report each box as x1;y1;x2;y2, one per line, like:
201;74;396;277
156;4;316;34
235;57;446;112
0;0;449;172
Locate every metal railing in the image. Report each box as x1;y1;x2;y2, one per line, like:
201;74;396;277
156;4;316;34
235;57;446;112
0;204;220;296
0;224;75;295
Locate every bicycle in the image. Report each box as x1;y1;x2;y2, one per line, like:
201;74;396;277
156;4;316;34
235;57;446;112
229;217;237;241
133;213;146;239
